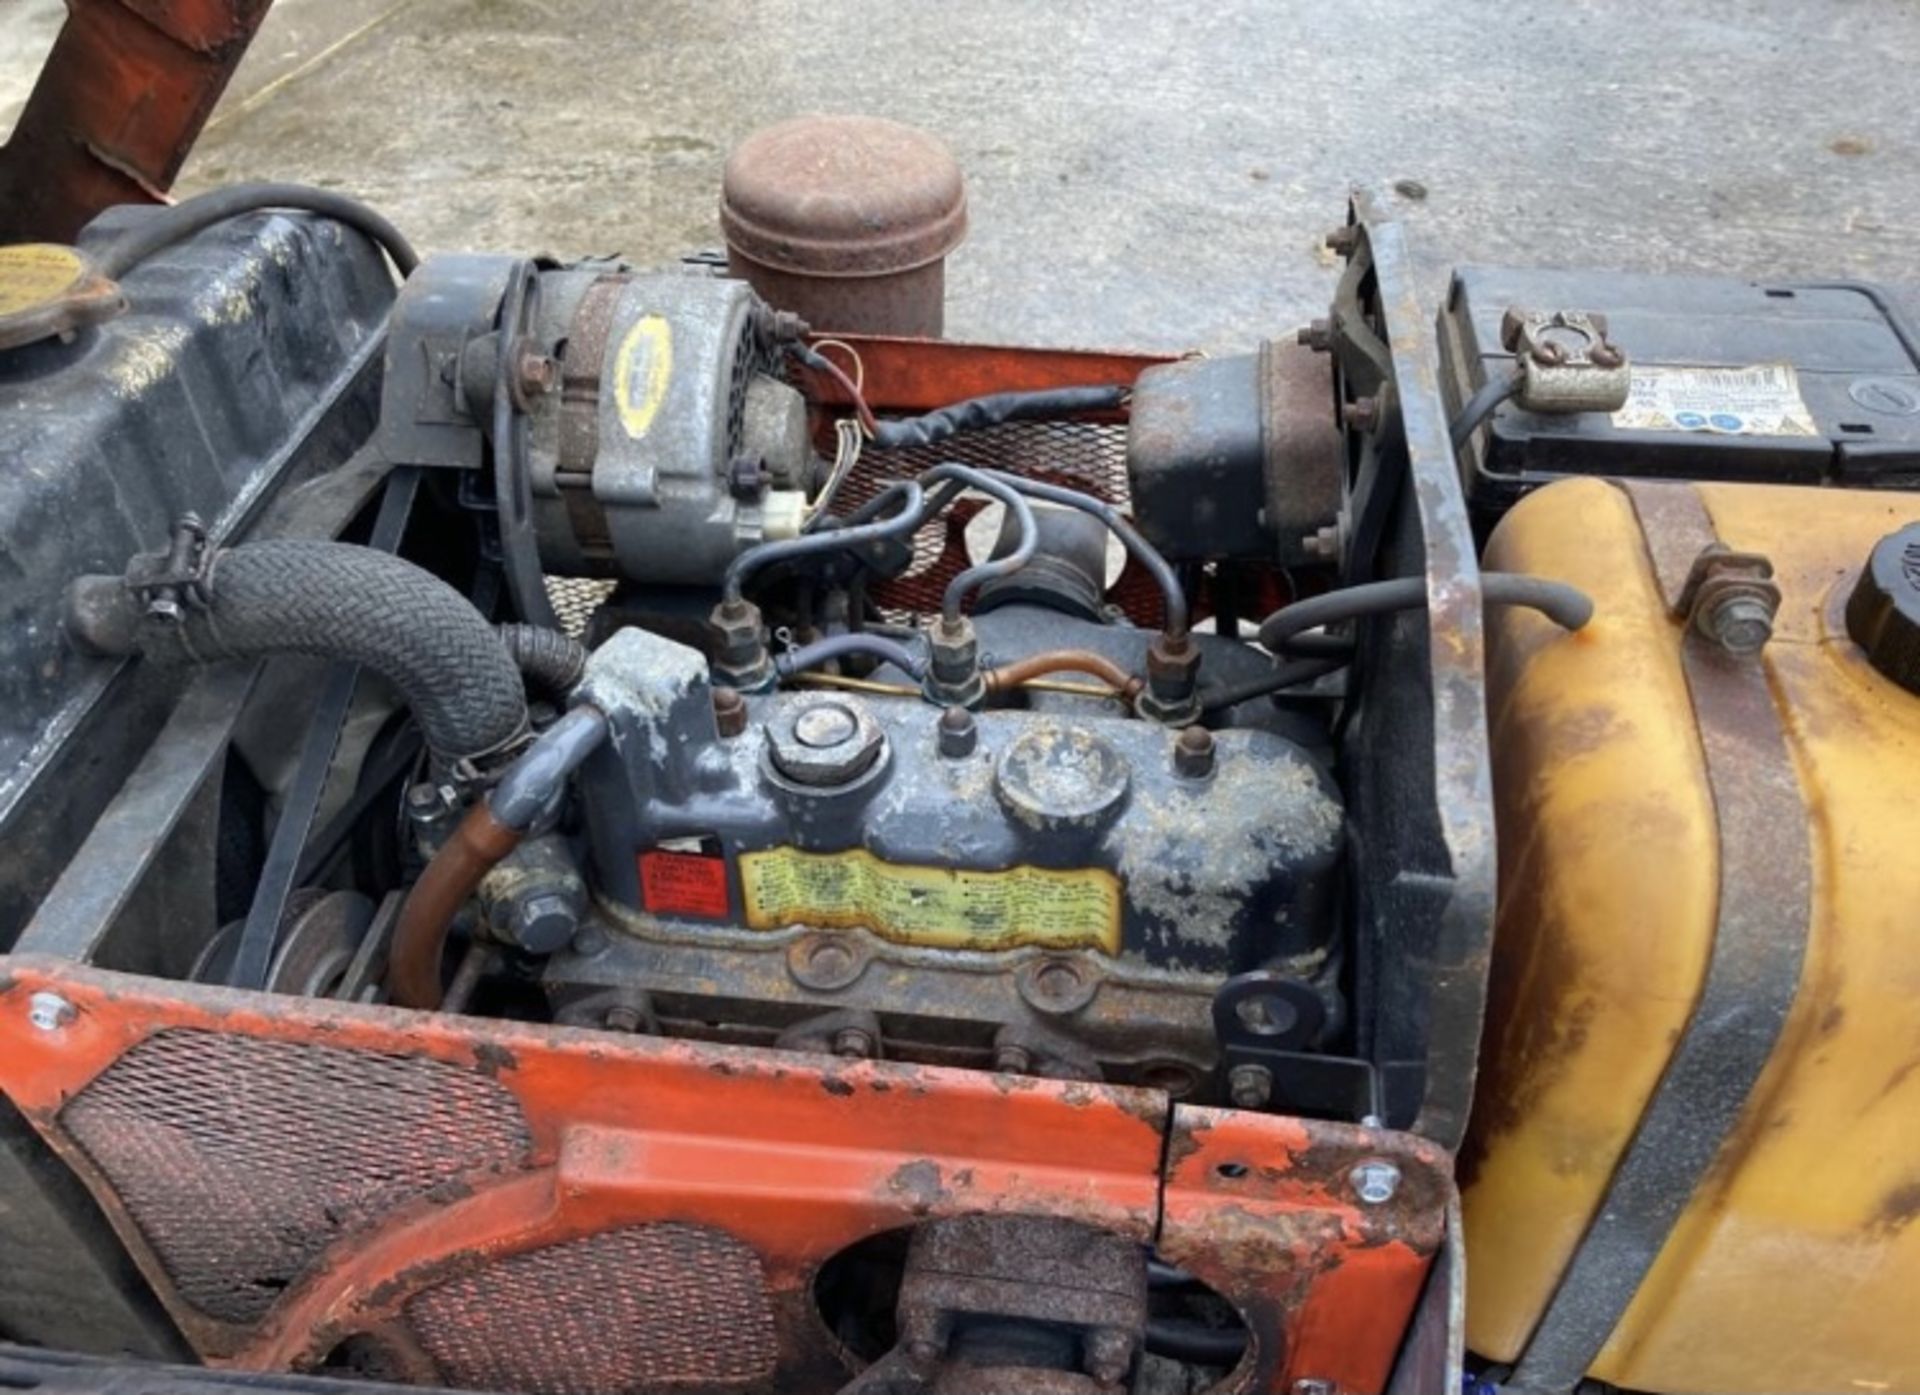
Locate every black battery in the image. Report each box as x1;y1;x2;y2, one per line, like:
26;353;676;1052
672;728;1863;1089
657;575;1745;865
1438;265;1920;522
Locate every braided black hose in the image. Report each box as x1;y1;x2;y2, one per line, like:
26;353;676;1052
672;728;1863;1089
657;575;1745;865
498;623;588;695
70;541;526;766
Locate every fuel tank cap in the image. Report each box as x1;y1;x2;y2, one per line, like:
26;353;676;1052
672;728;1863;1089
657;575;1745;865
1845;522;1920;694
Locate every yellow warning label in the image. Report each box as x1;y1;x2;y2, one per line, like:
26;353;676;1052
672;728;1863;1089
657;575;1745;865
738;847;1122;954
0;244;87;317
612;314;672;439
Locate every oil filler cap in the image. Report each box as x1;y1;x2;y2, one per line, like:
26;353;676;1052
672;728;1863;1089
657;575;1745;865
1845;522;1920;694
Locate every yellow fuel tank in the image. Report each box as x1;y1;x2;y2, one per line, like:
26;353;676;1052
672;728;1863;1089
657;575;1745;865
1461;476;1920;1394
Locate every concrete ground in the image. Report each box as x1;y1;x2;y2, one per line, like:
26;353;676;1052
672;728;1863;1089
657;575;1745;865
5;0;1920;353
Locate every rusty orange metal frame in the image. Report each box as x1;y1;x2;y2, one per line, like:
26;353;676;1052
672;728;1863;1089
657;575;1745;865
0;957;1448;1394
0;0;274;244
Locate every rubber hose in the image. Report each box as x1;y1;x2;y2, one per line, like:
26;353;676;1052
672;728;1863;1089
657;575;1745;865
870;385;1126;450
95;182;419;280
1144;1320;1248;1367
1449;366;1522;452
498;623;588;695
79;541;526;766
775;632;928;680
1256;573;1594;656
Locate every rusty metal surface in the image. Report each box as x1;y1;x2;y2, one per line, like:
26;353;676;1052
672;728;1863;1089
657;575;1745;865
722;116;966;337
406;1224;779;1392
61;1029;533;1330
1506;482;1815;1393
1158;1106;1452;1395
890;1215;1147;1389
0;957;1444;1393
0;0;274;244
1333;188;1497;1145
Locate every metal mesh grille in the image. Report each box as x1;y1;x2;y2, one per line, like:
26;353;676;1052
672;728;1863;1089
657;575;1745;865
406;1224;779;1394
841;419;1165;624
61;1030;533;1324
543;576;616;637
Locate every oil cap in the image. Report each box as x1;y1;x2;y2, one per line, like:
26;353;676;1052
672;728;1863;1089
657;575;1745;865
1845;522;1920;693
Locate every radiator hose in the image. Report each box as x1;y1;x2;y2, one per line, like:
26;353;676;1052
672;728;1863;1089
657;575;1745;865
66;540;529;769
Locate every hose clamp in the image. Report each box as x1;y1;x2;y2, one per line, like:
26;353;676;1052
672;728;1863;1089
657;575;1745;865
125;514;215;624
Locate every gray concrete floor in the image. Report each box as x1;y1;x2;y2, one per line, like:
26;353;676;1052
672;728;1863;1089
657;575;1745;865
5;0;1919;353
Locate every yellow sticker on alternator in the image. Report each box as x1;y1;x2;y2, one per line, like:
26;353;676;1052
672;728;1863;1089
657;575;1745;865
738;847;1121;954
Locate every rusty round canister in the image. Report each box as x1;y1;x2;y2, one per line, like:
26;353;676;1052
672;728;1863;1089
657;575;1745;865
720;114;966;338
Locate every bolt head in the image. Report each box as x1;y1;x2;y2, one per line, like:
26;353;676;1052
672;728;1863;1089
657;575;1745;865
603;1004;644;1033
510;892;580;954
1349;1159;1401;1206
1341;396;1381;433
1325;226;1359;256
1297;317;1332;352
712;686;748;738
27;992;75;1032
993;1042;1033;1075
1228;1062;1273;1109
1708;594;1775;655
832;1026;875;1059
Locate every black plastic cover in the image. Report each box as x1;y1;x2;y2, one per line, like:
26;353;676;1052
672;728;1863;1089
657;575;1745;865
0;209;393;839
1439;265;1920;520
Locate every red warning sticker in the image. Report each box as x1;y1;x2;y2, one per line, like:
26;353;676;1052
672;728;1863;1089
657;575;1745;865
638;841;731;920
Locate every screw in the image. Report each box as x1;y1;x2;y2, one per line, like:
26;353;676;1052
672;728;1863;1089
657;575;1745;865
514;350;556;399
993;1042;1033;1075
937;704;977;758
1705;593;1775;655
832;1025;875;1059
1303;523;1342;563
28;992;76;1032
144;594;183;623
712;686;747;738
1341;396;1380;433
603;1003;644;1033
1349;1159;1401;1206
1085;1328;1133;1385
1325;226;1359;257
1297;317;1332;352
1228;1062;1273;1109
1173;725;1216;779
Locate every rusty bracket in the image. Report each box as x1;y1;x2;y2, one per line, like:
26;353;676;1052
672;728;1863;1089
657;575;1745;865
1674;546;1782;656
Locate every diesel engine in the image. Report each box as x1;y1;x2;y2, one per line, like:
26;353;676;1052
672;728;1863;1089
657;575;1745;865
4;126;1919;1395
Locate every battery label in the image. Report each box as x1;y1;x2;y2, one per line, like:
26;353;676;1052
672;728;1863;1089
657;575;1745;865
1610;363;1818;437
737;846;1121;954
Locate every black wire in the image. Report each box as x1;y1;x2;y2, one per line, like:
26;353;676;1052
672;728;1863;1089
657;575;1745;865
916;463;1037;621
869;385;1127;450
1256;573;1594;656
1198;656;1347;714
723;481;924;604
1449;364;1523;453
96;182;419;280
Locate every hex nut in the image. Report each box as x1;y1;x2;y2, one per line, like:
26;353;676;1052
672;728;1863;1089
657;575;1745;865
1173;725;1216;780
508;891;581;955
937;704;978;758
924;616;984;705
832;1025;876;1059
1139;634;1202;725
767;696;887;788
709;599;772;687
1705;592;1776;655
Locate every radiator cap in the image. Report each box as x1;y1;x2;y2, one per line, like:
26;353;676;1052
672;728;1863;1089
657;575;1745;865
1845;521;1920;694
0;242;124;351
